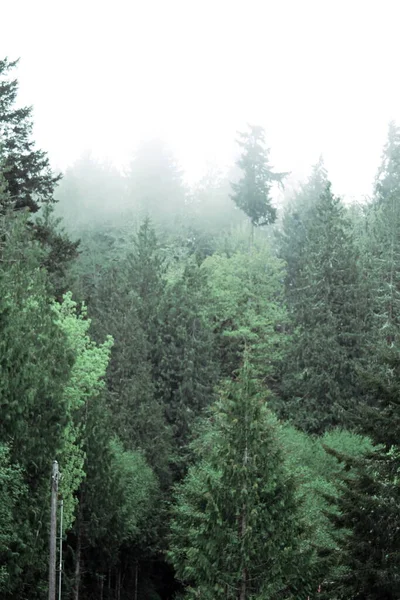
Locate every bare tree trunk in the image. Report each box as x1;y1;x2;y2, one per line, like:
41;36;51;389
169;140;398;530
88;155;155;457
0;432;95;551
48;461;59;600
249;220;254;252
116;568;121;600
73;490;84;600
238;508;247;600
99;575;104;600
134;561;138;600
238;443;248;600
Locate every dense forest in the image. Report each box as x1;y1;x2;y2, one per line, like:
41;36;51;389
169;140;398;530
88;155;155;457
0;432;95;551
1;56;400;600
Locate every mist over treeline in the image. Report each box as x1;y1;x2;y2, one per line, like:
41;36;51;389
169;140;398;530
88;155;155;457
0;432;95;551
54;139;244;234
3;53;400;600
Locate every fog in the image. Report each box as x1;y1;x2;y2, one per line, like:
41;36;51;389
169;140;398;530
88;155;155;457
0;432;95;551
2;0;400;199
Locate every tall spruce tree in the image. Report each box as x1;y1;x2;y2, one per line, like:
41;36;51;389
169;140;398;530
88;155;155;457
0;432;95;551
169;360;311;599
359;121;400;444
323;123;400;599
323;444;400;600
0;58;79;288
154;262;218;455
279;156;329;314
278;182;364;433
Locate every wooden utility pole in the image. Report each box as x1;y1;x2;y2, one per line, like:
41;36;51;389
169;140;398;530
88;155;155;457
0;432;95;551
49;460;59;600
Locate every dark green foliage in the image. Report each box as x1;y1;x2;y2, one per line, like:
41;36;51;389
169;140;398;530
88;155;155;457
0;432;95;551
323;445;400;600
0;58;60;212
0;58;79;291
0;212;73;598
279;156;328;312
278;181;364;433
67;394;161;600
0;445;27;595
3;66;400;600
154;263;218;452
87;219;173;484
169;361;311;599
320;124;400;599
231;124;287;228
357;122;400;445
91;263;173;485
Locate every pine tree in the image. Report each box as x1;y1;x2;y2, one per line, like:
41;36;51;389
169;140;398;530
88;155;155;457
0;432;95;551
230;125;287;234
323;125;400;598
91;262;173;486
154;262;218;454
279;182;364;433
279;156;328;314
0;212;74;598
359;121;400;444
169;360;311;599
323;445;400;600
0;58;79;287
0;444;27;596
0;58;60;212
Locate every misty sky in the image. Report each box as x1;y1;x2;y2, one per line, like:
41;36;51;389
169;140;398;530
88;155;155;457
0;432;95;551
2;0;400;199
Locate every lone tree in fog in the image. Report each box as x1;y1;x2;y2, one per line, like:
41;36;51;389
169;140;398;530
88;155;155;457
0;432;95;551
231;125;287;236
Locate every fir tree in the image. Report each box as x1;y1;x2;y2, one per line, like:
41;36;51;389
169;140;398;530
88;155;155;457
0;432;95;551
359;121;400;444
154;262;218;455
323;445;400;600
0;58;79;287
279;156;329;314
230;125;287;235
169;360;311;599
279;182;364;433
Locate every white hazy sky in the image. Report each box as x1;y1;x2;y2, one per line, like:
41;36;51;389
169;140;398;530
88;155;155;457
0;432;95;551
2;0;400;198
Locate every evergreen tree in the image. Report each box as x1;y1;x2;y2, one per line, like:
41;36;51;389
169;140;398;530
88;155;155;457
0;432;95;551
154;262;218;455
280;426;375;592
323;445;400;600
169;360;312;599
0;58;60;212
68;395;160;600
279;156;329;313
89;219;173;483
323;128;400;598
230;125;287;233
278;182;364;433
91;262;173;485
0;58;79;287
0;212;74;598
358;121;400;444
0;444;27;596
